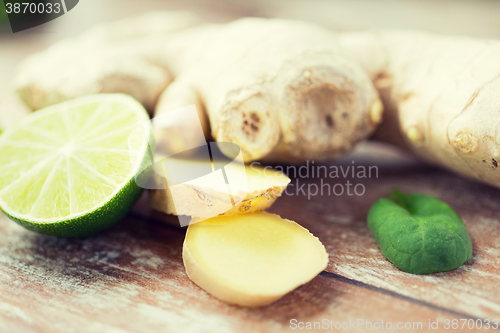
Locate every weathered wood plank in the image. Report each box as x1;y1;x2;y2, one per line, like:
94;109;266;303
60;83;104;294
267;153;500;322
1;148;498;332
0;204;465;333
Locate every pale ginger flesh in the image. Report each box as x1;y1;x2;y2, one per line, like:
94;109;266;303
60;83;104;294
149;159;290;223
183;212;329;307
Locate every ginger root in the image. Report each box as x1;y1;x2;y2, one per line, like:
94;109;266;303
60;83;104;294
14;11;199;112
14;16;382;164
338;31;500;189
183;212;328;307
159;18;381;163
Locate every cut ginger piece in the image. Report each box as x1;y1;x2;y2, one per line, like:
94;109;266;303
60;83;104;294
149;159;290;223
183;212;329;307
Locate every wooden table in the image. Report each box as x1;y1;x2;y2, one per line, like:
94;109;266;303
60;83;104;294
1;1;500;332
1;149;500;332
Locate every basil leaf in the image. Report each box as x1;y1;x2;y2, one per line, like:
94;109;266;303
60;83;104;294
367;190;473;274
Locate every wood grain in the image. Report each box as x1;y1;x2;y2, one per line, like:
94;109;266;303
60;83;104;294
268;153;500;321
1;150;499;332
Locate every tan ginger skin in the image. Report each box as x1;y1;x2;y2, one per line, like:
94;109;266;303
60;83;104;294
17;14;500;187
14;14;382;164
157;18;382;163
18;14;500;191
14;12;200;112
338;31;500;189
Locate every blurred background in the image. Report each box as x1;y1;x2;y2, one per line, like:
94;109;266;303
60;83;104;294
1;0;500;128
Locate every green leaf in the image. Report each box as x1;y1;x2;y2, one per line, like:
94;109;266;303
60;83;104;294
367;190;473;274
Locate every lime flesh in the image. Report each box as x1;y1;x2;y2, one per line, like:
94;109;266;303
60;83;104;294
0;94;151;237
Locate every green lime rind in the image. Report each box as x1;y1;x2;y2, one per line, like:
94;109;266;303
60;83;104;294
0;94;153;238
2;179;143;238
2;139;154;238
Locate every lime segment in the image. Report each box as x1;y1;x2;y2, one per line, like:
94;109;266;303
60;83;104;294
0;94;151;237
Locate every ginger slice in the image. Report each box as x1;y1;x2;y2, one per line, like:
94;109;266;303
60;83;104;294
149;160;290;222
183;212;328;307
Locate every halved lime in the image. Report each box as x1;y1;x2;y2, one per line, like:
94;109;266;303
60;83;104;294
0;94;151;237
